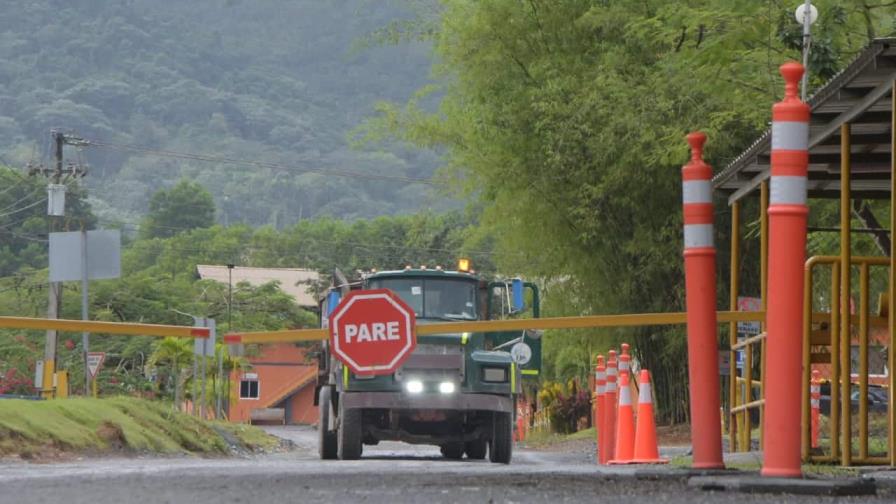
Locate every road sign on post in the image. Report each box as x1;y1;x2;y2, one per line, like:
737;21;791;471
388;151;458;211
329;289;416;375
49;229;121;395
86;352;105;379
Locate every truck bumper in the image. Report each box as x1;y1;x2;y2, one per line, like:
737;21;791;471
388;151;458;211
341;391;513;413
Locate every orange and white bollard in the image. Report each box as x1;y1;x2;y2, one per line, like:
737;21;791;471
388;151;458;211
810;369;821;449
610;371;636;464
681;131;724;469
595;355;606;464
761;62;809;479
604;350;618;464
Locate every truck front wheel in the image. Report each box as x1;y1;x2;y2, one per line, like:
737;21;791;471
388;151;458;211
489;412;513;464
337;399;363;460
318;386;337;460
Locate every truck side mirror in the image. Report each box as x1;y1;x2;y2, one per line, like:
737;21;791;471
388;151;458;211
511;278;524;313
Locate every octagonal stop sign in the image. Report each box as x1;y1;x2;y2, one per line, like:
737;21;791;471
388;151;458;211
329;289;417;375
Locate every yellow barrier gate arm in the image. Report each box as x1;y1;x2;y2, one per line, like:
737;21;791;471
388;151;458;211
224;310;765;345
0;316;210;338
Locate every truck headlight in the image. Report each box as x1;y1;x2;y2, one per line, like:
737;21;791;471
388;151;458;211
405;379;424;394
482;367;508;383
438;381;456;394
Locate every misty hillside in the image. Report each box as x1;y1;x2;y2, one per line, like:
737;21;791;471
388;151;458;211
0;0;445;227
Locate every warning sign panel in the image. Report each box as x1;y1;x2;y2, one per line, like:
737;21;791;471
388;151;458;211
87;352;106;379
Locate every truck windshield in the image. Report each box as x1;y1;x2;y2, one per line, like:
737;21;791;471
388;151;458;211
367;277;478;321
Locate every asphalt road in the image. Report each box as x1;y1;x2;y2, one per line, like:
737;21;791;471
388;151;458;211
0;426;889;504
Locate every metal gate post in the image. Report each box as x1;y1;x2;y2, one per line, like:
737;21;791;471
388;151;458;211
728;200;741;452
889;80;896;467
839;123;853;466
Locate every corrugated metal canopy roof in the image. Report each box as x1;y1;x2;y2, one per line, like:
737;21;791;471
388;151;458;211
713;38;896;204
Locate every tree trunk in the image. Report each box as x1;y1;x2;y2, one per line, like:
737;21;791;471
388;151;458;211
172;358;181;412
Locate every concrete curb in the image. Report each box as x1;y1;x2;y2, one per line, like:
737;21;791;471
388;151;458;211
862;474;896;490
588;465;744;483
628;468;738;482
688;475;876;496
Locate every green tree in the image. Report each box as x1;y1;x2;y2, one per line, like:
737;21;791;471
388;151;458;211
141;179;215;239
361;0;893;422
148;337;192;410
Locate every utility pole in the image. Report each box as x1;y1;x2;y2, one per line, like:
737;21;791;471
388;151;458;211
29;130;88;397
796;1;819;102
220;264;234;419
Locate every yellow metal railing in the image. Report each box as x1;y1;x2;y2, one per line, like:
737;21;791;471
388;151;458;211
802;255;890;465
727;182;769;453
0;316;210;338
226;311;764;344
729;333;766;452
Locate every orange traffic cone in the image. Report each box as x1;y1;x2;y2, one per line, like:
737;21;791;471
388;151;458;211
632;370;668;464
609;370;635;464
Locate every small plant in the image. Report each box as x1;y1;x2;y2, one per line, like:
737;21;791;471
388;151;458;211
537;379;591;434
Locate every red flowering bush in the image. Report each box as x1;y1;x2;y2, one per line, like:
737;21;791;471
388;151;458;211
0;367;36;395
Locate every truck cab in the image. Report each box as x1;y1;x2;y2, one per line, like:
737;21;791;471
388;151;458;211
316;263;540;463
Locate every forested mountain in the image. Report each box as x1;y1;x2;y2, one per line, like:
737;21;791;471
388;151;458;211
0;0;444;226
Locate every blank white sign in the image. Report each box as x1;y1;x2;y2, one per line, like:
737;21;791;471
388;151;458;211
49;230;121;282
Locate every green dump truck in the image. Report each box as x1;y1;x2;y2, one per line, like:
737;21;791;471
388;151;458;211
316;262;540;463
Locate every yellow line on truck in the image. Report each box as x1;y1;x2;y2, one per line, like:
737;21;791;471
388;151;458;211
0;316;210;338
225;311;764;344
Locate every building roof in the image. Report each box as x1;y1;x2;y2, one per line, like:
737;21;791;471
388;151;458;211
196;265;320;307
713;38;896;204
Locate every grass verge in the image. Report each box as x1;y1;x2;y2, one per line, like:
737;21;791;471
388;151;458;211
522;427;596;449
0;396;279;459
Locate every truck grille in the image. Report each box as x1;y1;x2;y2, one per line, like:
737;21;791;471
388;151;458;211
396;344;464;380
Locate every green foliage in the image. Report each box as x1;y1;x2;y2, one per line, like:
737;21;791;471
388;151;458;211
0;1;447;225
365;0;893;422
0;191;486;401
0;166;95;277
140;179;215;239
537;379;591;434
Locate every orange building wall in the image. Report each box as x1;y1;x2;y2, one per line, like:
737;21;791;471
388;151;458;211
286;384;318;425
229;343;318;424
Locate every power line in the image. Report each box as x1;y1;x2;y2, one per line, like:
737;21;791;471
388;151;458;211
0;177;33;198
0;186;45;215
0;214;40;230
0;177;84;221
0;197;47;220
95;217;506;259
85;139;438;186
2;229;48;243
